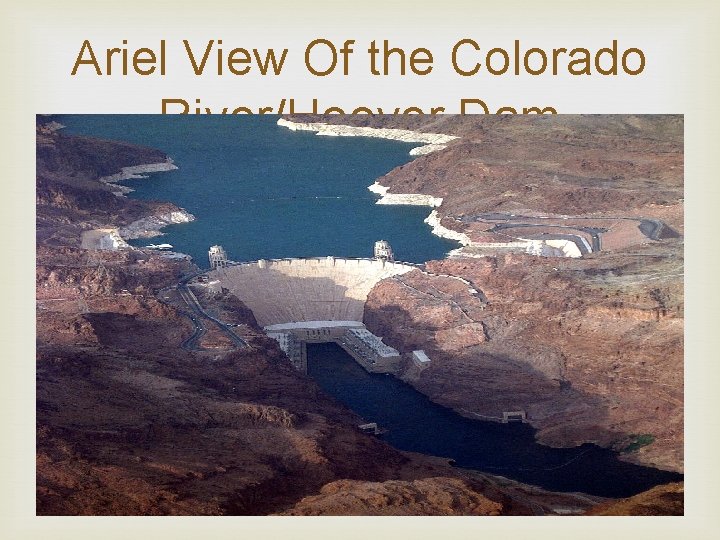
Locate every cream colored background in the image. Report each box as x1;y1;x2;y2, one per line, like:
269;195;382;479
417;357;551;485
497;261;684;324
2;0;719;538
7;3;706;114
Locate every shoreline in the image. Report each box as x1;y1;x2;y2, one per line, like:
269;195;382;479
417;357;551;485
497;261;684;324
368;181;444;207
279;117;463;255
81;209;196;253
100;158;195;244
423;210;472;245
368;183;471;253
279;120;585;260
118;209;196;241
91;158;196;252
277;118;458;155
98;159;178;197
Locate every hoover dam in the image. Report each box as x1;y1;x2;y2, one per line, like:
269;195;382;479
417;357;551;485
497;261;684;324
209;256;418;326
206;246;421;372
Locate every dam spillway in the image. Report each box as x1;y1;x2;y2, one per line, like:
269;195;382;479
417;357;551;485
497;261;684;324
208;257;417;326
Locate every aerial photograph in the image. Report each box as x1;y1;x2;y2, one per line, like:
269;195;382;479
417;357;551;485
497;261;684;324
36;114;683;515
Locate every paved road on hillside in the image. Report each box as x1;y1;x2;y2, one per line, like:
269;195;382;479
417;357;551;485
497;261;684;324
453;212;678;252
177;274;248;349
158;271;248;351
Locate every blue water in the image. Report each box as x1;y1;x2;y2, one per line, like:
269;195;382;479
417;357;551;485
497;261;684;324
56;115;457;266
55;115;682;499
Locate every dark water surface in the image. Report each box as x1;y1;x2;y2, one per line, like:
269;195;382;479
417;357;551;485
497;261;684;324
56;115;682;498
308;343;682;498
56;115;456;265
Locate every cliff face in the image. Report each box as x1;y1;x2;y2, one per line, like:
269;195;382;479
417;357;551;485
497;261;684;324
312;115;684;474
365;244;683;472
37;337;434;515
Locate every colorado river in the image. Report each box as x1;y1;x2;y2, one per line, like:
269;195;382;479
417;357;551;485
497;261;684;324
308;343;682;498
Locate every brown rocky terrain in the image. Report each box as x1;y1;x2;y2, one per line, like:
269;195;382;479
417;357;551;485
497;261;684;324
278;472;602;516
36;115;683;515
292;115;684;476
365;243;683;472
586;482;684;516
291;114;683;222
279;477;504;516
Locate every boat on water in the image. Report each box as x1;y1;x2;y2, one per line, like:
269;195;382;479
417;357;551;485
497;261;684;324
145;243;173;250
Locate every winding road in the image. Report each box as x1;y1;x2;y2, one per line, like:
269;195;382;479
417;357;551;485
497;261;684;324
452;212;678;254
159;271;248;351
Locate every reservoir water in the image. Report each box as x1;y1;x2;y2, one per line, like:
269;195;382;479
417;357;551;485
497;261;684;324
56;115;456;264
56;115;683;497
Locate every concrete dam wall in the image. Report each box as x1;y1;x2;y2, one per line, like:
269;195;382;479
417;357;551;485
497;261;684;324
209;257;418;327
